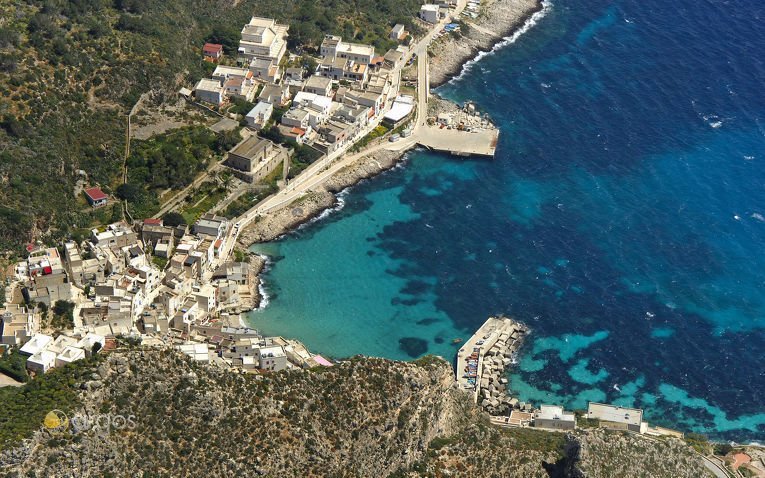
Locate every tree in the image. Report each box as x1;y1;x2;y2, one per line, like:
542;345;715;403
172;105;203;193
216;128;241;152
162;211;186;227
207;26;240;55
116;183;141;202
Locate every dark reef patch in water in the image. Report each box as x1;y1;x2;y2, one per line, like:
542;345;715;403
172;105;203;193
398;337;428;358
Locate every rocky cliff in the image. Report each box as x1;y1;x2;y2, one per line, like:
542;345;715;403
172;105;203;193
0;351;711;477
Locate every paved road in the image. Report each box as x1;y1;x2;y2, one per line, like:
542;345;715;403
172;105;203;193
701;455;733;478
225;2;471;249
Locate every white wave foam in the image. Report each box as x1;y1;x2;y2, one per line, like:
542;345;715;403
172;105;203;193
448;0;553;85
254;253;272;310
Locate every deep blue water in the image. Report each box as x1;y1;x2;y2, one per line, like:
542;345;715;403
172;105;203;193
250;0;765;441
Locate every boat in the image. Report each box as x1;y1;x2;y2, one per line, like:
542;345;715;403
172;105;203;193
451;337;463;344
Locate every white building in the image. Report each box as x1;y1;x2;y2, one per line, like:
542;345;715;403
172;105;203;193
194;78;224;106
384;95;415;127
534;405;576;430
304;75;333;97
245;101;274;130
320;35;375;65
420;4;441;23
258;345;287;371
587;402;646;433
19;333;53;356
238;17;289;64
27;350;57;374
55;345;86;368
177;343;211;363
390;24;406;41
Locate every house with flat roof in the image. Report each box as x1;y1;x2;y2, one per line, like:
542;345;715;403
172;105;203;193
177;343;210;363
212;65;253;83
258;83;290;106
304;75;333;97
281;108;311;130
194;78;224;106
0;305;35;346
224;136;288;183
390;24;407;41
420;4;442;23
248;57;280;83
258;345;287;371
245;101;273;130
534;405;576;430
193;214;228;239
587;402;646;433
238;17;289;64
320;35;375;65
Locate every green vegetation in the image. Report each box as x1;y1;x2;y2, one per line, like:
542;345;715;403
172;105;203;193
0;347;30;383
223;164;282;218
233;249;248;263
124;126;227;219
287;145;322;179
684;432;711;454
0;0;424;253
151;255;168;270
178;180;228;224
713;442;733;456
351;124;391;152
0;357;97;451
162;211;186;227
51;300;76;330
259;126;321;179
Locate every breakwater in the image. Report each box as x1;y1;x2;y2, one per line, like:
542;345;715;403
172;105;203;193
455;316;528;415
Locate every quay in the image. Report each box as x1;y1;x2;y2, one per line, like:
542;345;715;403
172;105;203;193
455;316;528;413
416;125;498;158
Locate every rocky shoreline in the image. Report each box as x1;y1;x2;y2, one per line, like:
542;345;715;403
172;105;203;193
237;0;547;308
430;0;546;87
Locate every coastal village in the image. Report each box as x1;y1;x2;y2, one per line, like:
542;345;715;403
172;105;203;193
0;1;761;476
0;0;501;381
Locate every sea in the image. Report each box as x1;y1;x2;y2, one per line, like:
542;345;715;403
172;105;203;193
249;0;765;441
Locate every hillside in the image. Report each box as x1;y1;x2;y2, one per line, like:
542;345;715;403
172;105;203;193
0;0;424;253
0;350;712;477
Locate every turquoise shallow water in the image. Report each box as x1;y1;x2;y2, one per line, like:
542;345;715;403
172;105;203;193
250;0;765;441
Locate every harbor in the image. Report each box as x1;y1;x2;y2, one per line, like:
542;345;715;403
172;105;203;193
455;316;528;414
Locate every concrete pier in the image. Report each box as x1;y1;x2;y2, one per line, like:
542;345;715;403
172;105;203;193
417;125;498;158
455;316;528;414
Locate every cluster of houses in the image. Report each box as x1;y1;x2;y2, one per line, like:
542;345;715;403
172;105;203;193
493;400;684;438
193;16;416;169
0;213;331;376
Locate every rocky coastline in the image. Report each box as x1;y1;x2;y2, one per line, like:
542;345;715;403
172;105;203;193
429;0;547;87
237;0;548;309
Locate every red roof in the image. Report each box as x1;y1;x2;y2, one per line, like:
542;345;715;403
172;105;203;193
143;218;162;226
84;187;108;201
290;127;306;135
203;43;223;54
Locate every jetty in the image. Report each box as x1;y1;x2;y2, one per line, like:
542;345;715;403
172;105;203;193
456;316;528;414
417;126;498;158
